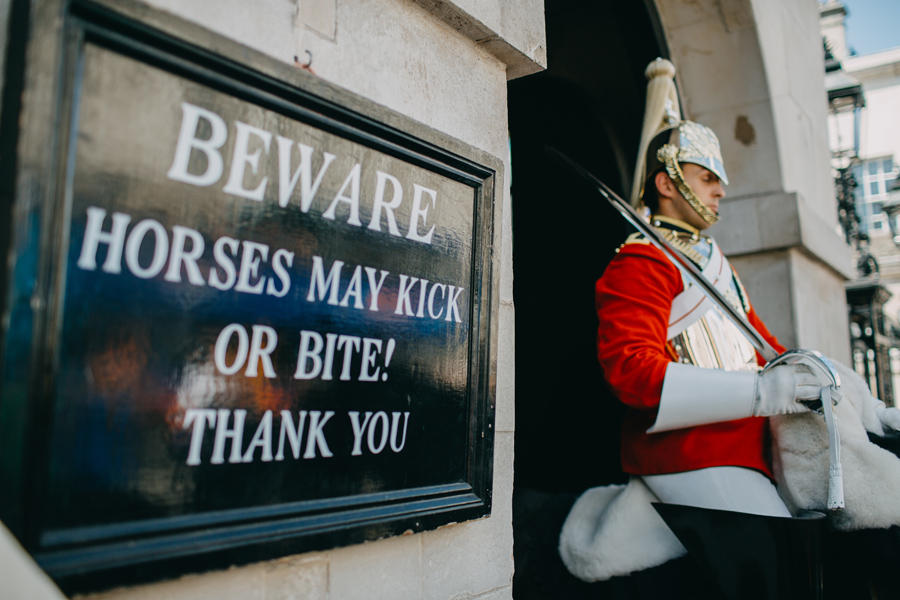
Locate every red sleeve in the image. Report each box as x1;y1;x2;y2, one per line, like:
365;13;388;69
596;243;682;411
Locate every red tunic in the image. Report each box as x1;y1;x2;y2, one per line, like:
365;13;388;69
596;242;785;478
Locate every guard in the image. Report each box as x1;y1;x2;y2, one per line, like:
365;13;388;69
558;58;900;586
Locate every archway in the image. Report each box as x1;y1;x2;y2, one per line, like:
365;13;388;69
509;0;665;501
508;1;847;595
508;1;667;594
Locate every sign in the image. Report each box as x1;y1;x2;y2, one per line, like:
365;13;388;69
0;1;498;590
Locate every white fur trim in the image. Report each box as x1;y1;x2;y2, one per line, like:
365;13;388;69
558;478;686;581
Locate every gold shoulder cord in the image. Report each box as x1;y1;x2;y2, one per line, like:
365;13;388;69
658;145;720;225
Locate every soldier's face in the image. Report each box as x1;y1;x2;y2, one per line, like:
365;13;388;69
669;163;725;230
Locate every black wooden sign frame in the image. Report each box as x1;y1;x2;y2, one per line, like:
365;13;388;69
0;0;500;592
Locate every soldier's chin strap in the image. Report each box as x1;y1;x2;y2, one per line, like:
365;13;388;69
658;145;720;225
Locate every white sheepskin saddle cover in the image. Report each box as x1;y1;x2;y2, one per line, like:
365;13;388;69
559;359;900;582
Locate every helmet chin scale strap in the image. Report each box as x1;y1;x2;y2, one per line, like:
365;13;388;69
658;144;720;225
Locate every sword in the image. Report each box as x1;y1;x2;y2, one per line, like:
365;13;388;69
548;147;845;510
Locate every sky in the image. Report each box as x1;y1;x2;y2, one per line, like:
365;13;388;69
842;0;900;56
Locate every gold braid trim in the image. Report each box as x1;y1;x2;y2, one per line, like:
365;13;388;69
656;227;706;267
658;145;720;225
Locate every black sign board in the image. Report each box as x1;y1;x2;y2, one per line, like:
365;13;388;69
0;0;499;591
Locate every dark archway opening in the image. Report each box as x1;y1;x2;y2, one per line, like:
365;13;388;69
509;1;667;596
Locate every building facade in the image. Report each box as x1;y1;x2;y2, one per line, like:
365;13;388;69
822;0;900;402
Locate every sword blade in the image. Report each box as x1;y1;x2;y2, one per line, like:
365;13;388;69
549;147;779;362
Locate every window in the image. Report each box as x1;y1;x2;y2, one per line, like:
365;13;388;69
853;157;897;233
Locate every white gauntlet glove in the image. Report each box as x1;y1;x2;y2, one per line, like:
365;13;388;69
753;363;826;417
649;362;832;433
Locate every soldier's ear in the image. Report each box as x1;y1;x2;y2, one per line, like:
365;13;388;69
654;169;677;200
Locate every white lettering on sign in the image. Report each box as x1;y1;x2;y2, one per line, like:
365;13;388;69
78;210;469;322
368;171;403;237
213;323;278;378
222;122;272;201
275;410;307;460
166;102;441;245
77;207;131;273
307;256;343;306
407;184;437;244
234;241;269;295
124;219;169;279
242;410;274;462
393;274;463;323
276;137;336;210
304;255;462;320
184;409;216;466
293;330;396;382
266;249;294;298
211;408;247;464
166;103;228;187
165;225;206;285
208;237;239;290
323;163;362;226
67;86;489;482
348;411;410;455
77;208;294;298
307;255;390;311
183;408;341;465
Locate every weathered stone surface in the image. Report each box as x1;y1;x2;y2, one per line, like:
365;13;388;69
264;555;329;600
328;535;422;600
78;563;266;600
421;432;513;600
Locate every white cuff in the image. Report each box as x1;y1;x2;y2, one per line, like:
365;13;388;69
647;363;757;433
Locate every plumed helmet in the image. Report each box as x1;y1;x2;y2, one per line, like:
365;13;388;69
631;58;728;225
645;121;729;187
